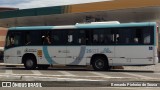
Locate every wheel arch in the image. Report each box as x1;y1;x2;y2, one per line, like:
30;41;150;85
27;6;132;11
90;54;109;65
22;53;37;64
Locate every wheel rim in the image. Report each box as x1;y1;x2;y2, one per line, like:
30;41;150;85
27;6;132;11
26;59;34;68
95;59;105;69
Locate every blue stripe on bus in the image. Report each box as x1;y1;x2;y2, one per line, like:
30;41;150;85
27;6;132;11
75;22;156;29
9;26;54;30
70;46;86;65
42;46;57;64
8;22;156;30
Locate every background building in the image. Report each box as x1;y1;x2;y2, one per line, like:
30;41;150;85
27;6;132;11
0;7;18;12
0;0;160;27
0;27;7;47
0;0;160;48
0;7;17;47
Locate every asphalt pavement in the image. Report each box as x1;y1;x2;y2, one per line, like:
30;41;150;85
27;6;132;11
0;63;160;89
0;63;160;90
0;63;159;81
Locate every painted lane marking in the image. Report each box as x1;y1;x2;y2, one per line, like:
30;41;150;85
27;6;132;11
123;73;153;79
154;72;160;74
58;71;75;76
89;72;112;78
5;70;13;74
0;73;114;77
31;70;42;75
57;78;104;81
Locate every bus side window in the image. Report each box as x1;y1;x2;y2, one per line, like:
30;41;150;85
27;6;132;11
68;35;73;43
6;35;10;47
52;30;67;45
15;33;21;46
42;31;52;45
78;36;86;45
116;34;120;43
6;32;21;47
25;32;31;45
43;35;51;45
6;33;15;48
99;34;104;43
67;30;79;45
134;37;139;43
52;35;59;44
93;34;98;43
14;36;19;46
10;36;15;47
143;30;151;44
78;30;86;45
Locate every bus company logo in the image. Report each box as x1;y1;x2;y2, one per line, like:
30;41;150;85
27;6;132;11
103;48;112;53
86;48;112;53
2;82;12;87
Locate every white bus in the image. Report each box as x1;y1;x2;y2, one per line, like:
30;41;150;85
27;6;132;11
4;22;159;70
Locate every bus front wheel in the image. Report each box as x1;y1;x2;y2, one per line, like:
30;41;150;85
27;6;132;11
24;57;37;70
92;56;109;71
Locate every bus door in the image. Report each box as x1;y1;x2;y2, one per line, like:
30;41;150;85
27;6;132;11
114;31;130;66
66;30;86;65
50;30;67;65
66;46;85;65
46;46;66;65
4;32;22;64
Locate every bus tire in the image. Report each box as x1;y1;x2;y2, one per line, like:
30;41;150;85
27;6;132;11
24;57;37;70
38;65;49;70
92;56;109;71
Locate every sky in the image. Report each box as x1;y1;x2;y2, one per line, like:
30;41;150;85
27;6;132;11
0;0;111;9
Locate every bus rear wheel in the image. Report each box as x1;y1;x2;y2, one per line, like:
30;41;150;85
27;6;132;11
92;56;109;71
24;57;37;70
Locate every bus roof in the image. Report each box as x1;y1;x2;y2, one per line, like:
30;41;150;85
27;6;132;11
9;22;156;30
